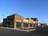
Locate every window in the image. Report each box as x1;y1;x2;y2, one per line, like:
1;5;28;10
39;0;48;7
34;24;35;27
30;23;32;27
24;23;28;27
16;22;22;28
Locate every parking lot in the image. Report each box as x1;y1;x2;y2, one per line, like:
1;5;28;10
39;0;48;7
0;27;48;36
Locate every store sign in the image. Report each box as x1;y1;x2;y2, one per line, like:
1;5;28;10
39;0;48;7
16;19;21;22
23;19;28;22
33;21;35;23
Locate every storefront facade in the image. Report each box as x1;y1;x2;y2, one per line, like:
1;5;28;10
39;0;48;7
3;14;38;29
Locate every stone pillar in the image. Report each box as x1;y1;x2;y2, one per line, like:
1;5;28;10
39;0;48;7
28;23;30;28
14;21;16;28
28;19;30;28
32;24;35;28
33;24;35;27
32;24;33;28
21;19;23;29
36;24;38;27
35;24;36;27
14;15;16;28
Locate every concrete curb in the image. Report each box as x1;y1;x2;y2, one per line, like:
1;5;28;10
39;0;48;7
0;27;36;32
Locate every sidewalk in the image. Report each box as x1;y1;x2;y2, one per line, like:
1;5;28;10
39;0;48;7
0;27;36;32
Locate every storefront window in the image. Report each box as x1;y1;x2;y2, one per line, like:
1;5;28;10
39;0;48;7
30;23;32;27
24;23;28;27
16;22;22;28
34;24;35;27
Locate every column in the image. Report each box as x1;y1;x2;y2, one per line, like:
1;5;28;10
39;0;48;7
32;23;35;28
14;15;16;28
36;24;37;27
32;24;34;27
21;19;23;29
14;21;16;28
35;24;36;27
28;23;30;28
32;21;36;28
28;19;30;28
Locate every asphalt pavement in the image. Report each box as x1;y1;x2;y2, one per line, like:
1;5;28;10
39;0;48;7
0;28;48;36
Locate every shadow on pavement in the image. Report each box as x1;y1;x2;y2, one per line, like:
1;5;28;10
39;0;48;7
31;27;48;34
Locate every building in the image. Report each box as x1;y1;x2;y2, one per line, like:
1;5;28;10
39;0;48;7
3;14;38;29
0;22;3;27
38;23;47;28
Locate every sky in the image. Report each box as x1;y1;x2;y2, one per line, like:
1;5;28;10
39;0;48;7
0;0;48;23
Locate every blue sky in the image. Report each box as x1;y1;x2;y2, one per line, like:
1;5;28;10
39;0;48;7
0;0;48;23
